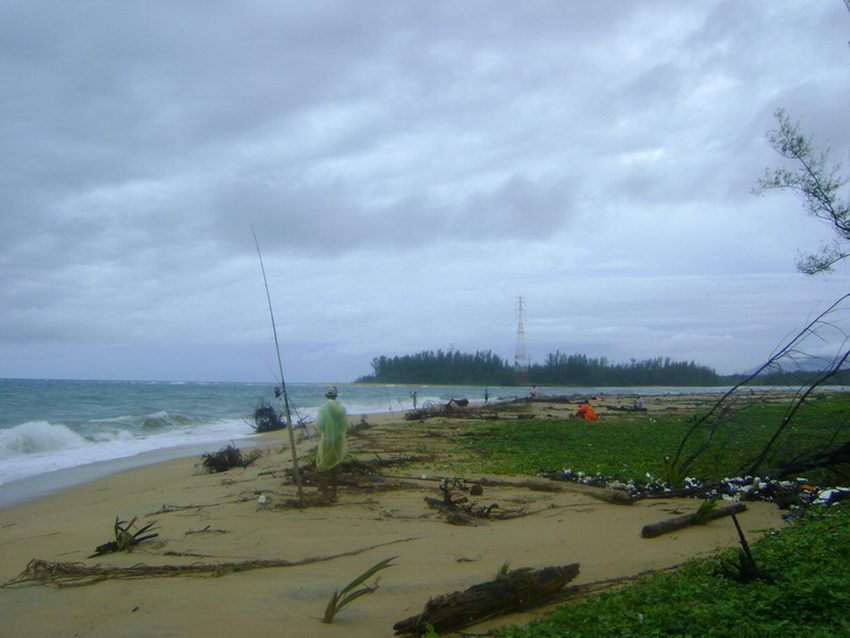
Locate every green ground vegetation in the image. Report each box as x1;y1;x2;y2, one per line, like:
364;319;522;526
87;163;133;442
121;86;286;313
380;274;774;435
435;392;850;636
458;392;850;485
492;505;850;637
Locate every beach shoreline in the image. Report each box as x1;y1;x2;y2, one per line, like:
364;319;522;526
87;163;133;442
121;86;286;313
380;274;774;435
0;429;294;511
0;394;792;637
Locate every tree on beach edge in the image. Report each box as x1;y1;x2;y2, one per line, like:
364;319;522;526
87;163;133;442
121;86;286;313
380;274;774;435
664;101;850;483
754;108;850;274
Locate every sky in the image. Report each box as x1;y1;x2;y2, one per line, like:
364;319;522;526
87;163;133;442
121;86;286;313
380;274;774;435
2;1;850;384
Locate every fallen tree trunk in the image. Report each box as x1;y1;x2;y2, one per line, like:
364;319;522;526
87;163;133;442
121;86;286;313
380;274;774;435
640;502;747;538
393;563;580;636
761;440;850;479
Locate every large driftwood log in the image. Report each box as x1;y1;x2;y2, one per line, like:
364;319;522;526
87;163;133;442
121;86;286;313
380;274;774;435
640;502;747;538
393;563;580;636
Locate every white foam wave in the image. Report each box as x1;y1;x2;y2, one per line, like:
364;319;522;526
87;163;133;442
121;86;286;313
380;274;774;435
0;421;88;459
0;417;254;487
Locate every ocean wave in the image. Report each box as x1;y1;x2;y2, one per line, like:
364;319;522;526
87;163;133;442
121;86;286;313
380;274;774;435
140;411;195;429
0;421;88;459
90;411;196;431
0;416;253;489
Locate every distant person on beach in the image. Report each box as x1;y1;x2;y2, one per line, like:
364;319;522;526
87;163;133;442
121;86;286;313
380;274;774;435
410;390;417;409
572;399;597;420
531;385;539;398
315;385;349;504
484;388;489;403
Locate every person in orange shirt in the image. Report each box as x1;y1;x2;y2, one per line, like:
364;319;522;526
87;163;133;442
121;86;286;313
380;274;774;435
572;400;597;420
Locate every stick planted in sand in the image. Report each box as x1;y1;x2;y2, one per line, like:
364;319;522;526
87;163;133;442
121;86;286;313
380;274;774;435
252;227;305;507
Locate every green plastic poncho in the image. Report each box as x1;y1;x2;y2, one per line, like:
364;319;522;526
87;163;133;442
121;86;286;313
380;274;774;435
315;398;349;472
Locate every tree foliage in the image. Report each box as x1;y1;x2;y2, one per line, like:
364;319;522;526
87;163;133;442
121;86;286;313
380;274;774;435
754;108;850;274
361;350;515;386
358;349;721;386
531;352;720;386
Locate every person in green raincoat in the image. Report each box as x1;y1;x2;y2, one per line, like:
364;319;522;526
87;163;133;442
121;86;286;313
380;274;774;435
315;385;349;504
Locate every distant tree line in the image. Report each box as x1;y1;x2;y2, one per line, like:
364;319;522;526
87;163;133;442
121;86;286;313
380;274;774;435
357;349;725;386
530;352;721;386
729;369;850;387
358;350;515;386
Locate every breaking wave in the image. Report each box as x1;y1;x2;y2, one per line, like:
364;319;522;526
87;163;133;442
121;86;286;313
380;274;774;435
0;421;88;459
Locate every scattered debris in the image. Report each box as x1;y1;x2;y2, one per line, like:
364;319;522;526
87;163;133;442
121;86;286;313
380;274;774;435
88;517;159;557
404;399;533;421
539;468;848;511
477;476;634;505
393;563;580;636
6;539;416;589
251;401;285;433
348;416;374;435
199;444;261;474
405;402;469;420
423;478;507;525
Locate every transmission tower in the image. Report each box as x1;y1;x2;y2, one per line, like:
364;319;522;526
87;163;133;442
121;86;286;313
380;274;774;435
514;296;529;383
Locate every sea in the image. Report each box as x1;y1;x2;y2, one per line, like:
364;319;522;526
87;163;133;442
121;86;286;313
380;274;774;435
0;378;725;509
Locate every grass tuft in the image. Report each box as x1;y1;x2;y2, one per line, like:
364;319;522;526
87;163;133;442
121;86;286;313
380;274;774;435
322;556;397;624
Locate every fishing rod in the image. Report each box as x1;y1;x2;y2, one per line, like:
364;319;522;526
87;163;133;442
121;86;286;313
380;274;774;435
382;384;394;413
260;353;314;439
252;226;306;507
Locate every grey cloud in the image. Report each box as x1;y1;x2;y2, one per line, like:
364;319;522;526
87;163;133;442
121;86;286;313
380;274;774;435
2;1;849;382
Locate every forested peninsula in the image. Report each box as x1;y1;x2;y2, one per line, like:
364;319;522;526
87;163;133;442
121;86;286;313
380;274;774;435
356;350;722;386
355;349;850;387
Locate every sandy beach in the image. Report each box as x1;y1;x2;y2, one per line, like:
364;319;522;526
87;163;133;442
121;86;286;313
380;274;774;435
0;394;789;637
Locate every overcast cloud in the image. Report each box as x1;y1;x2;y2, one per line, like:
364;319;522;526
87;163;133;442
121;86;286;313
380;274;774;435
2;1;850;383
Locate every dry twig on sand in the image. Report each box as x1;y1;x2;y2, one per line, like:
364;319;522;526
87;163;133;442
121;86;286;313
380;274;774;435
199;444;261;473
3;538;417;589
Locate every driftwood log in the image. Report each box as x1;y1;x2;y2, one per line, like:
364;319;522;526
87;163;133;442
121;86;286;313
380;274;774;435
393;563;580;636
483;477;635;505
557;483;635;505
640;502;747;538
